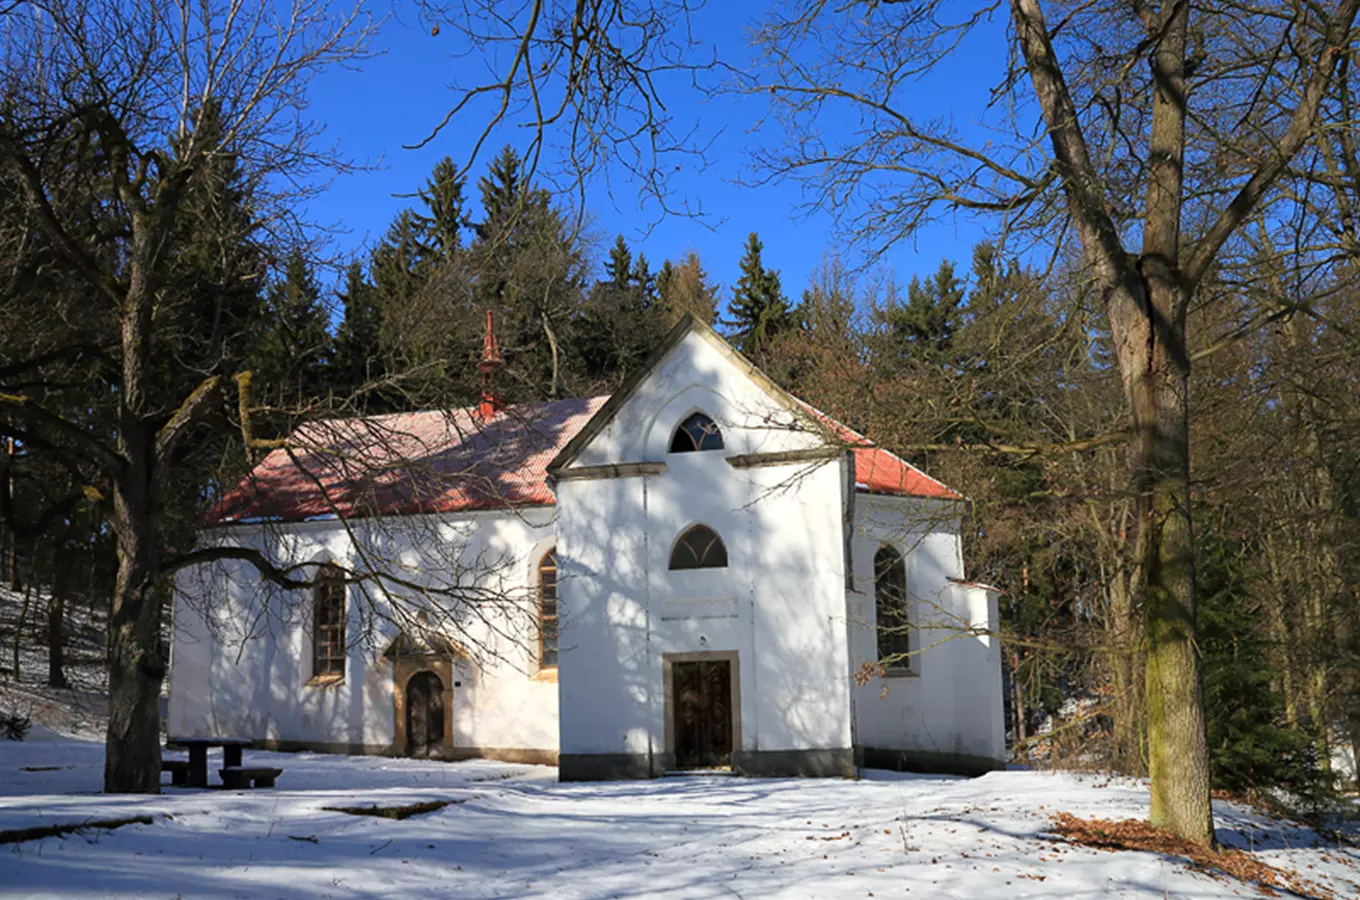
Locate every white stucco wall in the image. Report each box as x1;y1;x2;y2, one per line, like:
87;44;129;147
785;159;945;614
168;508;561;755
846;495;1005;767
556;331;854;766
170;325;1005;774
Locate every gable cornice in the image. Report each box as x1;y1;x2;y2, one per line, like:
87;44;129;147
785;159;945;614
545;314;841;476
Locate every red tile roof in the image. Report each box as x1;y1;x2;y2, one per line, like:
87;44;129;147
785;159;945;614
206;397;608;525
207;394;959;525
854;445;962;501
797;399;963;502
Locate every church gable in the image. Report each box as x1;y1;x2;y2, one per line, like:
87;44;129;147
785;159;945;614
549;316;832;474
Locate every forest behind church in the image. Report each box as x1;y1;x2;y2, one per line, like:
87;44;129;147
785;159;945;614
3;0;1360;827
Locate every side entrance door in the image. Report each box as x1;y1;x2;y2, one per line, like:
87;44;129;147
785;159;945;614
405;671;445;758
672;659;733;769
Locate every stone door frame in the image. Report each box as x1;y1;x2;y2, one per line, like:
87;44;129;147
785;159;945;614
391;657;456;758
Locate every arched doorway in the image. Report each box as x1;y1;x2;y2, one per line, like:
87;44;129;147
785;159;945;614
405;671;445;758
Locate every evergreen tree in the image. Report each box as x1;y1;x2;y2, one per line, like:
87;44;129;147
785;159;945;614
414;156;468;261
606;235;633;289
256;250;331;407
162;99;269;381
657;251;718;325
728;232;793;357
571;236;666;386
1197;532;1331;807
879;259;966;365
371;212;428;322
332;261;383;403
368;156;484;409
476;145;529;237
632;254;657;307
469;145;585;398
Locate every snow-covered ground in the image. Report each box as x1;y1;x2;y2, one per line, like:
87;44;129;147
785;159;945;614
2;586;1358;898
2;736;1358;899
0;583;109;743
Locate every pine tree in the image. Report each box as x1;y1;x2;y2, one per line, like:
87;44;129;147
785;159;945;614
728;232;793;357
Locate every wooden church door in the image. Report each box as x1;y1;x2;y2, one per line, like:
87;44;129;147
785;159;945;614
405;671;445;758
673;660;733;769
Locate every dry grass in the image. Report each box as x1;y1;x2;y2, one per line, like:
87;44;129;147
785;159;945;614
1050;812;1338;899
321;799;462;820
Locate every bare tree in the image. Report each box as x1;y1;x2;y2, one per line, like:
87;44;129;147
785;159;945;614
0;0;375;793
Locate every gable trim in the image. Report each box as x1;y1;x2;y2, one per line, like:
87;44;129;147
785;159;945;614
546;314;839;474
725;448;842;469
552;462;667;482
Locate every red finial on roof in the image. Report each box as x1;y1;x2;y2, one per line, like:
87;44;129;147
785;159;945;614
477;310;505;419
478;309;503;372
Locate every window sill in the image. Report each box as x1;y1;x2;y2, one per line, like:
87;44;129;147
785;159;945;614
533;667;559;683
882;667;917;679
305;673;345;688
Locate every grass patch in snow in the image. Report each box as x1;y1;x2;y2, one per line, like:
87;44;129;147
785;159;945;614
0;814;155;845
321;799;461;820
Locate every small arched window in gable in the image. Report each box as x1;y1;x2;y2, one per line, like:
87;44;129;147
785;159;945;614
875;546;910;669
669;412;725;453
670;524;728;570
538;549;558;668
312;565;347;679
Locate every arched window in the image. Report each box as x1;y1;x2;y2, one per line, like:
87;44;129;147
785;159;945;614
875;546;909;669
538;549;558;668
669;412;724;452
670;525;729;570
312;566;347;679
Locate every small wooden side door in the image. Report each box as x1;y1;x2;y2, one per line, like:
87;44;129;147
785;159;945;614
405;671;445;757
673;660;733;769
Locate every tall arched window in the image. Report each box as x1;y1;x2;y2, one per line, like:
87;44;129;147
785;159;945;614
875;546;910;669
538;549;558;668
312;566;347;679
670;524;728;570
669;412;724;452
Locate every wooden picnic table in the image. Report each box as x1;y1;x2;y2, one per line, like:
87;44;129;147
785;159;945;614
171;737;253;788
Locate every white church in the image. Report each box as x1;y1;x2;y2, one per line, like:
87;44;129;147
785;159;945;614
168;315;1006;779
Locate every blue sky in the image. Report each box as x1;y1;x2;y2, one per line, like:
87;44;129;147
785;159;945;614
300;2;1014;306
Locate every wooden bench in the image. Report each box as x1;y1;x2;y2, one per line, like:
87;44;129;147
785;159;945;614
220;766;283;789
160;759;190;787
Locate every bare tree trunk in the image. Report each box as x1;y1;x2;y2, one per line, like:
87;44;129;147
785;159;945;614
3;430;15;591
1013;0;1213;844
1128;0;1212;844
1262;532;1300;723
104;258;164;795
1108;562;1145;774
47;552;67;689
1132;345;1212;842
10;549;37;682
541;308;561;399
